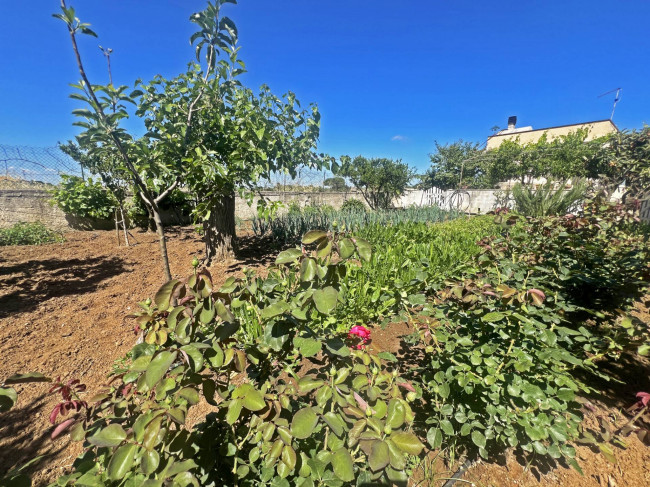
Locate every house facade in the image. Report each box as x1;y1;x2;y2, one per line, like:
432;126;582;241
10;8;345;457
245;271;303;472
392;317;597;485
486;117;619;150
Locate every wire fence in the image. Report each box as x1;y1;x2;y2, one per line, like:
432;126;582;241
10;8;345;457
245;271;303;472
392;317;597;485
0;143;341;193
0;144;84;188
261;167;343;192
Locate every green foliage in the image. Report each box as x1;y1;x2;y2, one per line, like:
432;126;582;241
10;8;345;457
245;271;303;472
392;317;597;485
595;126;650;200
511;179;588;217
252;205;456;245
339;156;417;210
423;130;610;189
340;199;366;213
422;140;485;189
486;130;604;185
415;199;649;464
323;177;349;191
50;174;117;220
0;222;63;246
46;230;429;486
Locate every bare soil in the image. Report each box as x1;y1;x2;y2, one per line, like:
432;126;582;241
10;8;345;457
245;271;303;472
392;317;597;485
1;228;648;486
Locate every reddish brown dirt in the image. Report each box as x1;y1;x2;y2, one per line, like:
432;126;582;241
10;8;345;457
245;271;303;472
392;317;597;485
0;227;275;486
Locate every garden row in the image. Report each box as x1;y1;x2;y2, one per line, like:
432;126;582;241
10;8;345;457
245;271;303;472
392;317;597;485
2;197;649;486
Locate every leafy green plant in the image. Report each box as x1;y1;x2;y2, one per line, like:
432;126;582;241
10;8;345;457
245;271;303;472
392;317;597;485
340;199;366;213
48;230;429;487
339;156;417;210
0;222;63;246
511;179;588;217
50;174;117;220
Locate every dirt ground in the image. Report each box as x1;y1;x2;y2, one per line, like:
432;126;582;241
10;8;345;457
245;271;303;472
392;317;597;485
1;228;649;486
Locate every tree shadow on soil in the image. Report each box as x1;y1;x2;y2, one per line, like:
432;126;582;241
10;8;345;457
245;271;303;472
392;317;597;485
0;393;68;478
575;352;650;410
0;255;128;318
227;236;283;272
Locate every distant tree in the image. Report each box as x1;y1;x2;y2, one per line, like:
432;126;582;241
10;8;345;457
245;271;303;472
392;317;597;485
421;140;486;189
323;177;349;191
339;156;416;210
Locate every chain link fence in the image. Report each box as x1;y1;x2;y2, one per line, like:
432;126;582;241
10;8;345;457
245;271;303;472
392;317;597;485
261;167;343;192
0;144;341;192
0;144;84;188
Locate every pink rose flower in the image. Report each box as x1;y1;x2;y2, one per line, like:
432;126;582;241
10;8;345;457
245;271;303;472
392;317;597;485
348;325;371;349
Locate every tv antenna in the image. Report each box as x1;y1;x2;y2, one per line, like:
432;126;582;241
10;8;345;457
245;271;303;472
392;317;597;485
598;87;621;120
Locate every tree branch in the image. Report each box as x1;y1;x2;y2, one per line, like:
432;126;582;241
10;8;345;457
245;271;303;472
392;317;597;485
60;0;151;203
155;179;180;204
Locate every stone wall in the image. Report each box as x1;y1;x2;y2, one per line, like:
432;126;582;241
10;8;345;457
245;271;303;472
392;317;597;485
0;189;369;231
0;189;114;230
3;188;643;231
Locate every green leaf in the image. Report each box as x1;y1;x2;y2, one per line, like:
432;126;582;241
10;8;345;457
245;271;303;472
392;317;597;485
323;412;345;437
354;238;372;262
390;432;425;455
180;345;204;372
276;248;302;265
0;387;17;412
140;450;160;475
226;399;243;425
313;286;338;315
339;238;355;259
482;311;505;322
154;279;181;311
89;424;127;447
300;258;317;282
368;440;390;472
107;444;137;481
331;447;355;482
298;376;324;393
241;386;266;412
144;351;178;390
291;407;319;439
298;337;322;358
471;430;487;449
427;428;442;449
377;352;398;363
556;388;575;402
302;230;328;245
260;301;289;319
407;294;427;306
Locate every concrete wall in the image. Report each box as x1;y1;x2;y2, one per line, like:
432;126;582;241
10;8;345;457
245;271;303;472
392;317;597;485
395;188;499;214
234;191;367;219
0;189;369;230
0;189;114;230
3;188;644;231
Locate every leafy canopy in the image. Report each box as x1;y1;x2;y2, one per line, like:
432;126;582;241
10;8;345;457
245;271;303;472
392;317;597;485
339;156;416;210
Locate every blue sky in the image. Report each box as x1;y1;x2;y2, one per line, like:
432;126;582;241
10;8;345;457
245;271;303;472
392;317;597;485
1;0;649;171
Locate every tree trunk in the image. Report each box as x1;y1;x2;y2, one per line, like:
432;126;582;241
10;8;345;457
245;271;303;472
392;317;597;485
152;206;173;281
203;192;237;264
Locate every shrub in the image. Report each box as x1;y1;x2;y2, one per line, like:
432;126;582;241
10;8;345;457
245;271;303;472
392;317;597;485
415;199;649;466
340;198;367;213
0;222;63;246
50;174;116;220
511;179;588;217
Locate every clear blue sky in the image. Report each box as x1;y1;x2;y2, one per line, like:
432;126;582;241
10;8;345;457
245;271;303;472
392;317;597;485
1;1;649;171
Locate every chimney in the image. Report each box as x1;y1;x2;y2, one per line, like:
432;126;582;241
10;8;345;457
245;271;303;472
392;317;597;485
507;116;517;130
